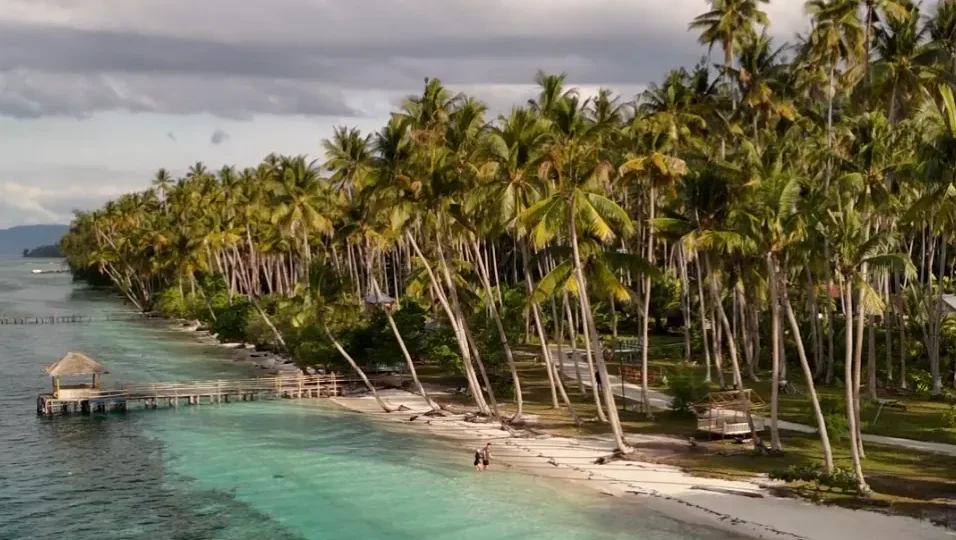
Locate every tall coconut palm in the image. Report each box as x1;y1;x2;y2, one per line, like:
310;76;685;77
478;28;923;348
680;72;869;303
524;95;634;452
689;0;771;106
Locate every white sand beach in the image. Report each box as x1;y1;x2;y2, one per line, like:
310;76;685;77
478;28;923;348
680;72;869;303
333;389;954;540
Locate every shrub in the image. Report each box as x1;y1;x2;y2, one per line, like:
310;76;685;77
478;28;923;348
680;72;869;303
769;463;864;495
668;364;708;416
908;368;933;395
943;405;956;430
824;412;850;443
210;300;253;342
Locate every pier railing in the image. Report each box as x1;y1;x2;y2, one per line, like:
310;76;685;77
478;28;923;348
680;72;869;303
37;372;388;416
1;314;159;325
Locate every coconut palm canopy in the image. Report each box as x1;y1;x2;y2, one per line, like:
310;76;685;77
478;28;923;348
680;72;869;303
44;352;109;377
59;0;956;494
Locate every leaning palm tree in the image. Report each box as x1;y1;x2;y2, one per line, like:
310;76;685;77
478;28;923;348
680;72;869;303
524;95;634;453
291;260;396;413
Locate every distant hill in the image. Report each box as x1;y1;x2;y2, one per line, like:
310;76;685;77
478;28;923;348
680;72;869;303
0;225;69;255
23;244;63;258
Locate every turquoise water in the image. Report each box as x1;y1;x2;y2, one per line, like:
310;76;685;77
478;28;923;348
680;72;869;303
0;257;738;539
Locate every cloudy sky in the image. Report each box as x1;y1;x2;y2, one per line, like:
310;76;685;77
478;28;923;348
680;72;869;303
0;0;807;228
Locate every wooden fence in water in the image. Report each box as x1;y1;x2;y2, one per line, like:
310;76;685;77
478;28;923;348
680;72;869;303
1;314;159;325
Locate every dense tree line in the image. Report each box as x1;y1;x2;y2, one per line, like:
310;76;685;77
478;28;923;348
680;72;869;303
62;0;956;492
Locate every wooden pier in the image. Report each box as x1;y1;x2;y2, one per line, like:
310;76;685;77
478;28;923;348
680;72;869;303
37;373;354;416
37;351;375;417
2;314;158;325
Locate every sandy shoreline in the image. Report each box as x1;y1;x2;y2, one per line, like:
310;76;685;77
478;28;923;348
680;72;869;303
331;389;953;540
157;317;952;539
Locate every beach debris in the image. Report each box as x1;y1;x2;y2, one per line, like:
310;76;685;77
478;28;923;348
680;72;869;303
690;485;764;498
599;489;615;497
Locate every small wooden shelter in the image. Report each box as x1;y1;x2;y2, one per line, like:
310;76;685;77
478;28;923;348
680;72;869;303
45;352;108;399
364;292;396;314
693;390;767;438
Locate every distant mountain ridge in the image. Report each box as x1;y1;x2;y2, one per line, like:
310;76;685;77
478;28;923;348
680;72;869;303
0;225;69;255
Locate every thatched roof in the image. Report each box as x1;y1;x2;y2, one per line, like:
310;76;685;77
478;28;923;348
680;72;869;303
45;352;108;377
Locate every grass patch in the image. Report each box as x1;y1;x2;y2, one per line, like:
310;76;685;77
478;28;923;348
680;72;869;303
414;357;956;525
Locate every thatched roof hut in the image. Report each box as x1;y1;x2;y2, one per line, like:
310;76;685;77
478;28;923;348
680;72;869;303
45;353;108;399
45;352;108;377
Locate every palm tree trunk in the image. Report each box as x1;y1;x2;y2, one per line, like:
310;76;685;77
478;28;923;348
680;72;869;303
250;297;286;349
766;255;783;452
470;241;524;420
900;307;908;389
932;239;947;396
570;201;626;451
705;253;758;447
853;283;867;459
780;260;834;472
885;276;893;382
436;238;499;417
323;324;396;413
868;314;878;399
639;184;655;417
824;62;837;384
371;276;438;411
406;232;489;413
564;292;587;396
490;241;504;306
807;266;823;378
678;245;693;363
843;280;870;493
521;242;560;408
694;253;713;382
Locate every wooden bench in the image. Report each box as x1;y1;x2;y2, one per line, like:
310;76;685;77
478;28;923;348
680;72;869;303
619;365;659;386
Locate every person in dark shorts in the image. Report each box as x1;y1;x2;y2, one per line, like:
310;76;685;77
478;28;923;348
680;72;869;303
480;442;492;470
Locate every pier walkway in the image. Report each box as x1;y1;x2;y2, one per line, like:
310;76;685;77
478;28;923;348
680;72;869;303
37;373;364;416
2;314;158;325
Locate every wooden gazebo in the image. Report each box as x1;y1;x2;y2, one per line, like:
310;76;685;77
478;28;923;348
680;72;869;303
693;390;767;439
44;352;108;399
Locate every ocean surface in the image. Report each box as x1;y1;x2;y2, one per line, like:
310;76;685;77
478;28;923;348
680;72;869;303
0;257;740;540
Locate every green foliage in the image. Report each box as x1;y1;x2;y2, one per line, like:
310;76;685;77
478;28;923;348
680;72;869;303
908;368;933;394
769;463;864;495
667;363;708;416
815;396;849;443
942;405;956;430
210;300;254;343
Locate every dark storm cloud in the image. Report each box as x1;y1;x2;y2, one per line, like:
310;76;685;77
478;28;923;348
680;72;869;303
210;129;230;145
0;0;805;119
0;22;702;87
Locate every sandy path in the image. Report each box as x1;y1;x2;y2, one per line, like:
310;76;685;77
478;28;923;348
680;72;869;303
556;356;956;456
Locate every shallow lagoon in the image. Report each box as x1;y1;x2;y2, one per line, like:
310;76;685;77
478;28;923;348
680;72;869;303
0;257;738;539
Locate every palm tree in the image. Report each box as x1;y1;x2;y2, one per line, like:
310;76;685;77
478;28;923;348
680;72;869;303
689;0;770;107
291;261;396;413
873;2;936;123
524;95;634;452
928;0;956;73
323;126;372;200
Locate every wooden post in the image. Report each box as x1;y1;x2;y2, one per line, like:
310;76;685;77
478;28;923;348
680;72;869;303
332;372;338;396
